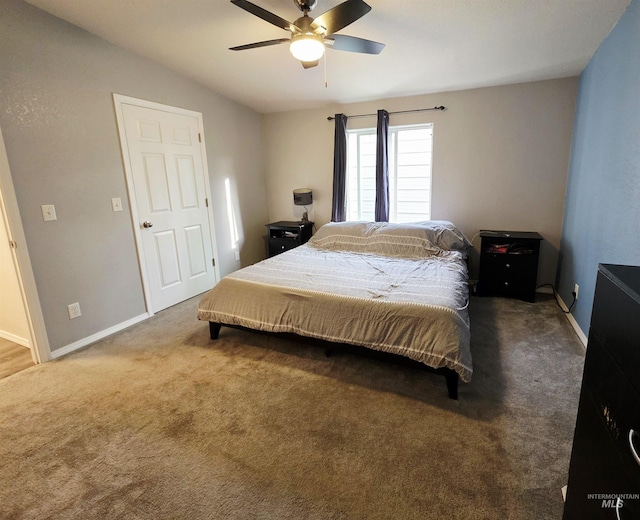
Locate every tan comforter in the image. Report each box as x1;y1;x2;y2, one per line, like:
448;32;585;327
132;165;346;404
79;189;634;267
198;244;472;382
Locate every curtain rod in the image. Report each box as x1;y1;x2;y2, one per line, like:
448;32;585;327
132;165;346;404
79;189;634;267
326;106;446;121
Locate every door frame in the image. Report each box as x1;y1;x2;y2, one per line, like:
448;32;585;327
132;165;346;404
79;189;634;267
112;94;219;316
0;126;51;363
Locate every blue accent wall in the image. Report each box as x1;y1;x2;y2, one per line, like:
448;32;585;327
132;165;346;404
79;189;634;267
559;0;640;334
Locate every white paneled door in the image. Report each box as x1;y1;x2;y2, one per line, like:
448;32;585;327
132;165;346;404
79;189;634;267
118;100;216;313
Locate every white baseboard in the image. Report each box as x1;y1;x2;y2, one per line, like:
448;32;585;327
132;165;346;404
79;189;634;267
557;294;588;348
0;330;30;348
50;312;150;359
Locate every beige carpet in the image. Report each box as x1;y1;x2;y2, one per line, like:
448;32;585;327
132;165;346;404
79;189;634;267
0;294;585;519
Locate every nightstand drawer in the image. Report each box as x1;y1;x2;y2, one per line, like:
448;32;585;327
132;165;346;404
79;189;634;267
269;238;298;256
483;253;537;275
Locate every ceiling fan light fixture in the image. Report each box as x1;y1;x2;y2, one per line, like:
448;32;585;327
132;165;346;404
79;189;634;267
290;33;325;62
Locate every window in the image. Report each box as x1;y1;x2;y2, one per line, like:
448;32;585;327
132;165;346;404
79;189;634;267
346;124;433;223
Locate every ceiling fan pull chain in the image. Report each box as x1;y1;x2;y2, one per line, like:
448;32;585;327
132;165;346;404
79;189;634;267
324;51;328;88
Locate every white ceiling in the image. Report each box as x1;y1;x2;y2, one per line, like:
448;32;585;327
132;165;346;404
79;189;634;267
24;0;630;114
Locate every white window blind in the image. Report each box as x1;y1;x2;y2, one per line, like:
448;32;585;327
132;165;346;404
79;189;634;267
346;124;433;223
347;130;376;222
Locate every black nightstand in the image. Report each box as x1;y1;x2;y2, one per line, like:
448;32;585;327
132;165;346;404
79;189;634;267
477;230;543;302
267;221;313;257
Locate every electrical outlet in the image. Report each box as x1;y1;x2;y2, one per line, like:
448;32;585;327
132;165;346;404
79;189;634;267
573;283;579;300
111;197;123;212
235;251;240;261
67;302;82;319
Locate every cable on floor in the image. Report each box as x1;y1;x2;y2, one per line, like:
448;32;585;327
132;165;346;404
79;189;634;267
537;283;576;314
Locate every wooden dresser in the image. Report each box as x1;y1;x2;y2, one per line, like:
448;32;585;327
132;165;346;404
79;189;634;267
563;264;640;518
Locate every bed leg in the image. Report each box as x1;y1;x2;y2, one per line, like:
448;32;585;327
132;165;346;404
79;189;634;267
444;370;459;400
209;322;222;340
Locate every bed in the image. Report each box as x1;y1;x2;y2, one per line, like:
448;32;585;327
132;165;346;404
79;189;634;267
198;220;472;399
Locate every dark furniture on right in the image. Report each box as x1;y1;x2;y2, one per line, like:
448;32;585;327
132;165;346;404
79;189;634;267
477;230;542;302
563;264;640;519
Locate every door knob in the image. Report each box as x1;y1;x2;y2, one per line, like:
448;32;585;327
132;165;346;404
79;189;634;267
143;221;153;228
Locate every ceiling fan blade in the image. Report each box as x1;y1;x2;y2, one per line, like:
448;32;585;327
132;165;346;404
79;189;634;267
326;34;384;54
230;0;297;33
229;38;290;51
301;60;319;69
311;0;371;36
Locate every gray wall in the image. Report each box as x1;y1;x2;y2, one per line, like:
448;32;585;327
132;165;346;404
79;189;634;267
263;78;578;285
0;0;268;352
558;0;640;334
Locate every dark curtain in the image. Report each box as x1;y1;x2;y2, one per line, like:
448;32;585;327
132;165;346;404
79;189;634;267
374;109;390;222
331;113;348;222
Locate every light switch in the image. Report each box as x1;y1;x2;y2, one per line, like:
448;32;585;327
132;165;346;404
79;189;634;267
41;204;57;221
111;197;123;212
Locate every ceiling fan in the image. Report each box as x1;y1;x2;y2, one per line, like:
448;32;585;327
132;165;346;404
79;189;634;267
229;0;384;69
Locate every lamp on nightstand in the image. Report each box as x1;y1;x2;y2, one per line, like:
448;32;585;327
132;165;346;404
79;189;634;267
293;188;313;223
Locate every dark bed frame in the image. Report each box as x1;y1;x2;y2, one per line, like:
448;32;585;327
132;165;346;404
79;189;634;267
208;322;460;400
